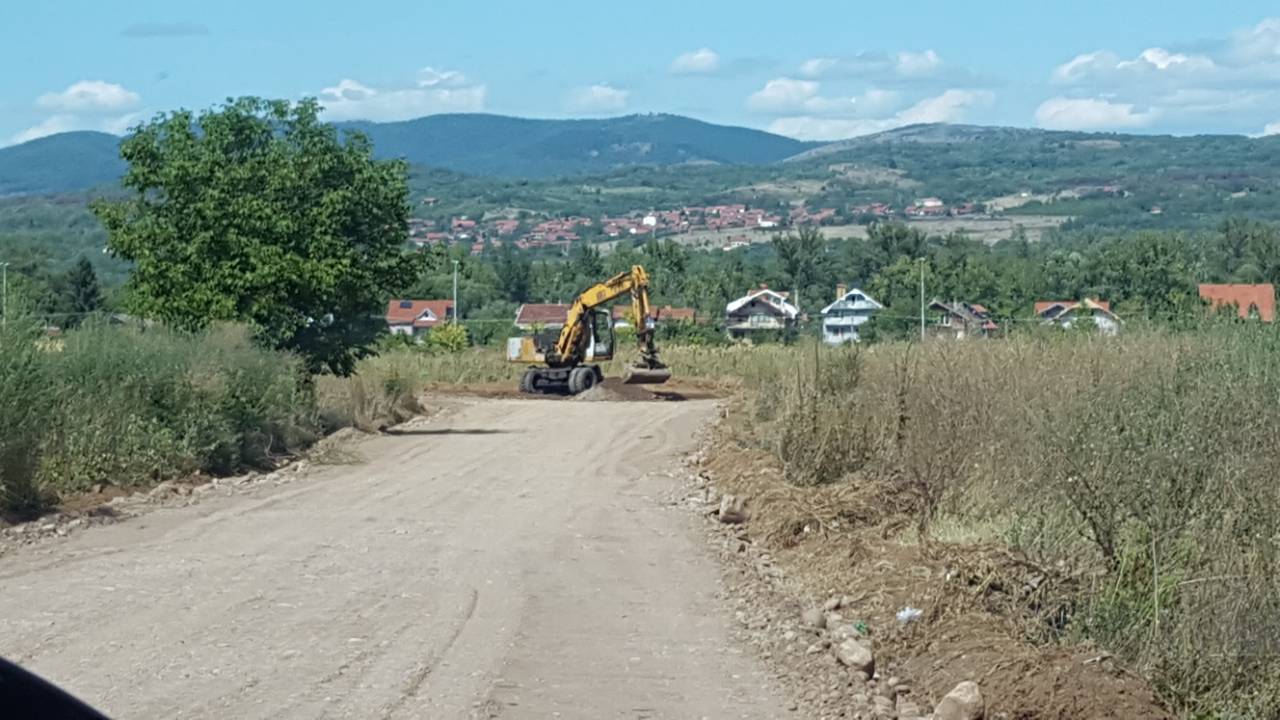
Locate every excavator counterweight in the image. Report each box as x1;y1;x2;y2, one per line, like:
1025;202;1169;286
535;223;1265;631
507;265;672;395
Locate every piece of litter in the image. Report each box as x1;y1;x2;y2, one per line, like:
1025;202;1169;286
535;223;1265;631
896;606;923;624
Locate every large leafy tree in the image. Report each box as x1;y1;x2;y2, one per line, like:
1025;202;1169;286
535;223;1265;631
93;97;421;375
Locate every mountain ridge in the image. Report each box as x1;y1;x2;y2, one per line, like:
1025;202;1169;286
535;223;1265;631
3;115;1278;197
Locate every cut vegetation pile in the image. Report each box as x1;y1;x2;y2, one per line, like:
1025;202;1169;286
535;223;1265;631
703;329;1280;718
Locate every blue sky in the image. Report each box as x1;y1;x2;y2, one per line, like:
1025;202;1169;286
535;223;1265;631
5;1;1280;145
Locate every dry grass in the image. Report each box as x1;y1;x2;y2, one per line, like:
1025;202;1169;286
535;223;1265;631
697;329;1280;719
315;352;426;432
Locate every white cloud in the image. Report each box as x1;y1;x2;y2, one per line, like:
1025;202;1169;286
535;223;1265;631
1226;17;1280;65
8;112;144;146
1052;48;1217;87
1265;121;1280;136
670;48;720;75
896;89;993;124
36;80;140;113
747;78;822;113
895;50;941;78
1042;19;1280;132
417;66;468;88
798;48;967;85
318;71;486;122
768;89;992;141
567;83;628;113
1034;97;1158;131
747;78;901;116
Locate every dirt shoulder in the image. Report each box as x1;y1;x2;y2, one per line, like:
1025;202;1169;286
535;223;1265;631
683;422;1174;720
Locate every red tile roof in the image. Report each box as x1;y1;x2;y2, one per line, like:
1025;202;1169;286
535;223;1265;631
1199;284;1275;322
386;299;454;328
515;303;570;326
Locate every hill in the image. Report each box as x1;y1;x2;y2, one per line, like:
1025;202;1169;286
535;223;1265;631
0;132;124;196
0;114;814;192
339;113;816;177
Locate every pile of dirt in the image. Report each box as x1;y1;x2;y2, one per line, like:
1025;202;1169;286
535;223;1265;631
689;426;1174;720
574;377;665;402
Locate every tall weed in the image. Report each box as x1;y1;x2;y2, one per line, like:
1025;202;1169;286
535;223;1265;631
730;329;1280;717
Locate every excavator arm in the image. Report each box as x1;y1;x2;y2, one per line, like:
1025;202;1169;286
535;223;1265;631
552;266;650;360
509;265;671;394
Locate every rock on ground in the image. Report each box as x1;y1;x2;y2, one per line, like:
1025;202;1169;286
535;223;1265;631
718;494;749;524
934;680;984;720
834;638;875;676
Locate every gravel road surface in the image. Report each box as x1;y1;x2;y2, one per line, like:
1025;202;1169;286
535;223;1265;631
0;398;791;719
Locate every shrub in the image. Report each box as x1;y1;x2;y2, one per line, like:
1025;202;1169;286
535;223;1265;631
36;323;316;494
426;322;469;353
0;320;54;518
1;321;318;515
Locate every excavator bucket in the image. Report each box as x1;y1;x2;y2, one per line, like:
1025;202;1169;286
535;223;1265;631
622;364;672;385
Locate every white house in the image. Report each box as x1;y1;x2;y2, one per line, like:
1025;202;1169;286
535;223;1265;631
821;285;883;344
1035;299;1121;335
725;286;799;339
385;299;454;338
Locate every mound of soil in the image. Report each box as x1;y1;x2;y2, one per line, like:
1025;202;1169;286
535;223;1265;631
574;377;662;402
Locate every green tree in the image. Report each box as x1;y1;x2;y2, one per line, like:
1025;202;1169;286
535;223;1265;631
641;239;690;302
495;242;532;303
772;225;825;309
63;255;103;327
93;97;421;375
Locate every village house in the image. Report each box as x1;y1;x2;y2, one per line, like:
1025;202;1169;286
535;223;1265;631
611;305;698;329
1035;299;1121;335
928;300;997;340
821;284;883;344
905;198;947;218
1198;283;1275;322
514;303;571;330
385;299;455;339
725;286;799;339
493;219;520;236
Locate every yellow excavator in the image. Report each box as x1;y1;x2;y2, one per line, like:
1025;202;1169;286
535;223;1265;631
507;265;672;395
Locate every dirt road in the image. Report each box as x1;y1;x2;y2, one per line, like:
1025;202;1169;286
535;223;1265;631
0;398;792;719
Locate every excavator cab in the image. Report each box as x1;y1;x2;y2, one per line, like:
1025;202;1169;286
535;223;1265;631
586;309;614;361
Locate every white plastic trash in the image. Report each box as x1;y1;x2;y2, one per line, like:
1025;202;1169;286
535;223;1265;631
896;606;923;624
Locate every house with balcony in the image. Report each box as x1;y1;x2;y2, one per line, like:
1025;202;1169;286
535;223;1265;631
928;300;998;340
1035;299;1121;335
821;285;882;344
725;286;799;339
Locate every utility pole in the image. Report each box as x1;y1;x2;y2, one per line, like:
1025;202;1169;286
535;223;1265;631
1;262;8;329
918;257;925;341
452;259;460;323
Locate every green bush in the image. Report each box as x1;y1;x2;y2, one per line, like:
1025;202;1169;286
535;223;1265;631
0;319;55;518
0;321;318;514
426;322;469;353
